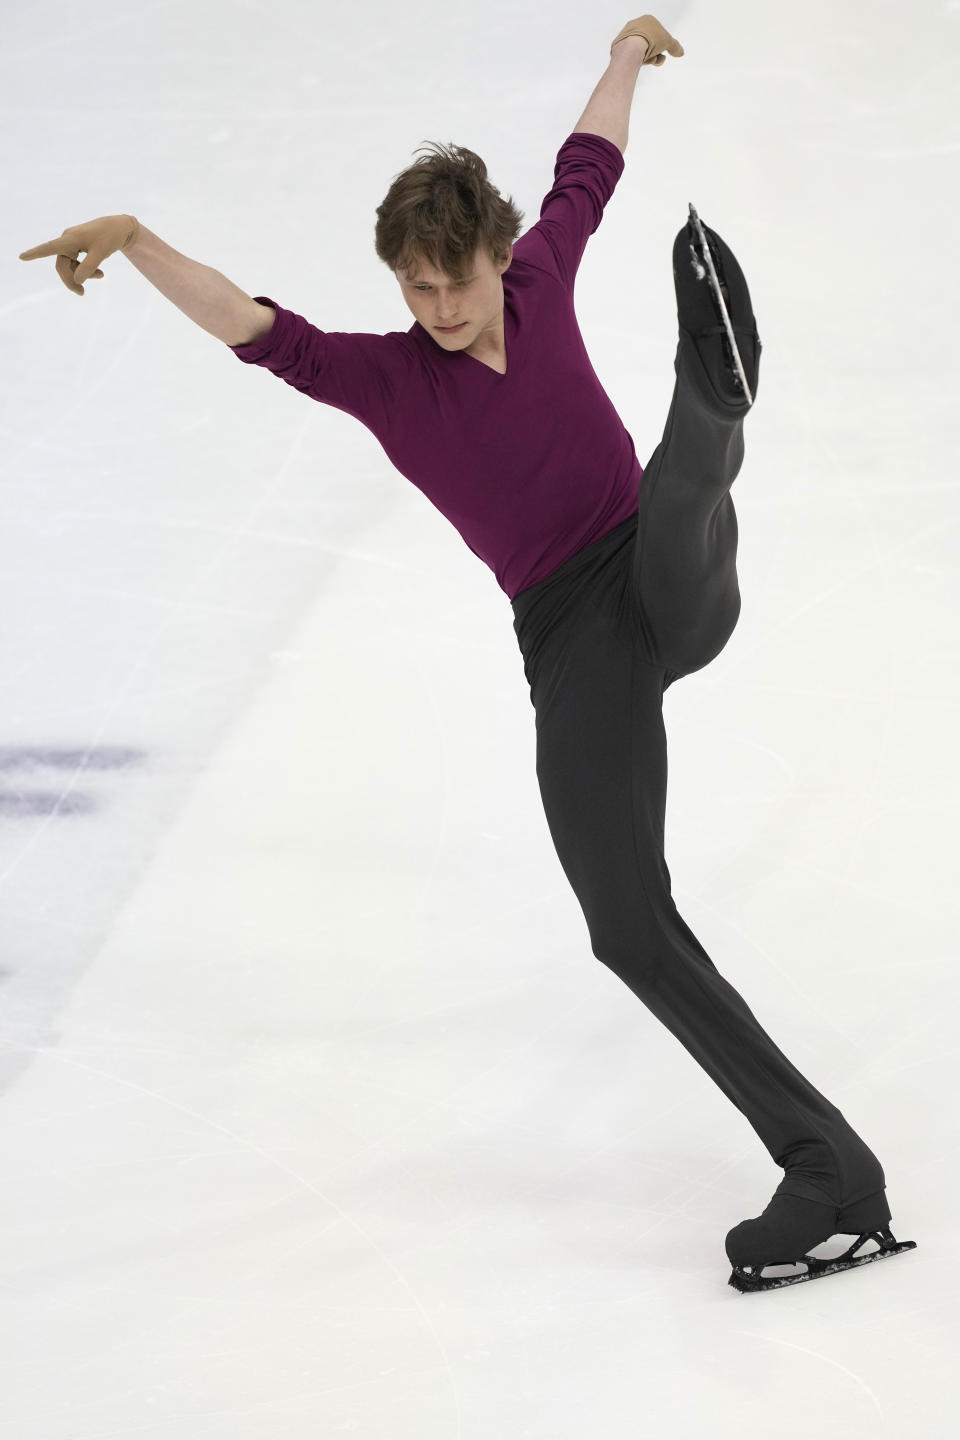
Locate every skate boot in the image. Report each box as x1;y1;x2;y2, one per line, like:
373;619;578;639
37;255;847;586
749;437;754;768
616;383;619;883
673;205;761;418
725;1137;917;1293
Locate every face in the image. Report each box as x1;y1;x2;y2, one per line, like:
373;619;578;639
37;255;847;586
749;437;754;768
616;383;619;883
397;243;513;351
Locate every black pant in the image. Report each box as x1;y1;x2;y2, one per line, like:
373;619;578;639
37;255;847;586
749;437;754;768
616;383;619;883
511;342;883;1210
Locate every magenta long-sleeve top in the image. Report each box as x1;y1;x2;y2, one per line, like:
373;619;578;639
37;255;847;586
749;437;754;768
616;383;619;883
229;132;643;601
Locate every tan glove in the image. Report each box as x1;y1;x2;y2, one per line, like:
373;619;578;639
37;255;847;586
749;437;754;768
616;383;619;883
18;214;140;295
610;15;684;66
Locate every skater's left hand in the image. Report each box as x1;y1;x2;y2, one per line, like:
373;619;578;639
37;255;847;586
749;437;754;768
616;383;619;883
610;15;684;65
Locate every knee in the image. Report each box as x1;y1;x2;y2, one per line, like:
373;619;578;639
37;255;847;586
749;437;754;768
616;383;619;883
702;579;742;664
665;579;741;678
585;892;669;994
593;942;661;995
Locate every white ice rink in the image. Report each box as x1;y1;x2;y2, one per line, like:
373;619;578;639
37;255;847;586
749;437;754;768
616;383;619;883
3;1;958;1435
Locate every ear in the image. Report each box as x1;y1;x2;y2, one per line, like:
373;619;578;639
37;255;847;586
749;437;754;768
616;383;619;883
499;244;513;273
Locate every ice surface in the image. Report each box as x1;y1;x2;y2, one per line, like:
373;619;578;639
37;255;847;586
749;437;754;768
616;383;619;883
3;1;957;1436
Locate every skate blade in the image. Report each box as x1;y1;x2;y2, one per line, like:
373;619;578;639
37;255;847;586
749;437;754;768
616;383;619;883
728;1229;918;1294
687;202;754;407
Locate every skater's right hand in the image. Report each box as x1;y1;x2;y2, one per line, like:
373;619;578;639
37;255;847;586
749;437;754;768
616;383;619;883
18;214;140;296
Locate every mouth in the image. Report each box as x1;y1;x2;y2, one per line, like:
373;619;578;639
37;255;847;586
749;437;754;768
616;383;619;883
437;323;467;333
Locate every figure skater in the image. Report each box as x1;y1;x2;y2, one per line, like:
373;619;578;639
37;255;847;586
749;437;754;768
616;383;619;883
19;15;915;1292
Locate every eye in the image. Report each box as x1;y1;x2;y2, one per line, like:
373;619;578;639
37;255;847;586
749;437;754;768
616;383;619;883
415;280;471;291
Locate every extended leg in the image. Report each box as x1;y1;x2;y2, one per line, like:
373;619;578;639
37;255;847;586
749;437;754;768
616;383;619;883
631;215;761;681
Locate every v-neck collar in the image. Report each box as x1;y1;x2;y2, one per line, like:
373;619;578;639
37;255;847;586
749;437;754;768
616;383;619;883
461;344;508;376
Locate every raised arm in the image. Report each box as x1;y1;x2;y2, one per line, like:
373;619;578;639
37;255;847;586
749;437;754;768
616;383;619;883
574;14;684;154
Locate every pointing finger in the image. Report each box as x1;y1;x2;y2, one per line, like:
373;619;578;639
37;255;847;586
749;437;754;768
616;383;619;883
19;237;80;262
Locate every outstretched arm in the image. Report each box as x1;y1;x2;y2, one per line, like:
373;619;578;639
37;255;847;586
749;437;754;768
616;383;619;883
573;15;684;154
124;226;276;347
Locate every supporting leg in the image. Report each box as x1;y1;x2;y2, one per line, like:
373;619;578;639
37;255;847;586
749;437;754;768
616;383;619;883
525;601;883;1213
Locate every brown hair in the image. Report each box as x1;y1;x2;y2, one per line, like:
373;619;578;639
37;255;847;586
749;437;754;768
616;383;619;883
375;140;524;283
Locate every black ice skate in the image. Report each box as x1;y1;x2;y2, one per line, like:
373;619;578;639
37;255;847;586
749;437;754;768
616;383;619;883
673;204;761;415
725;1190;918;1295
